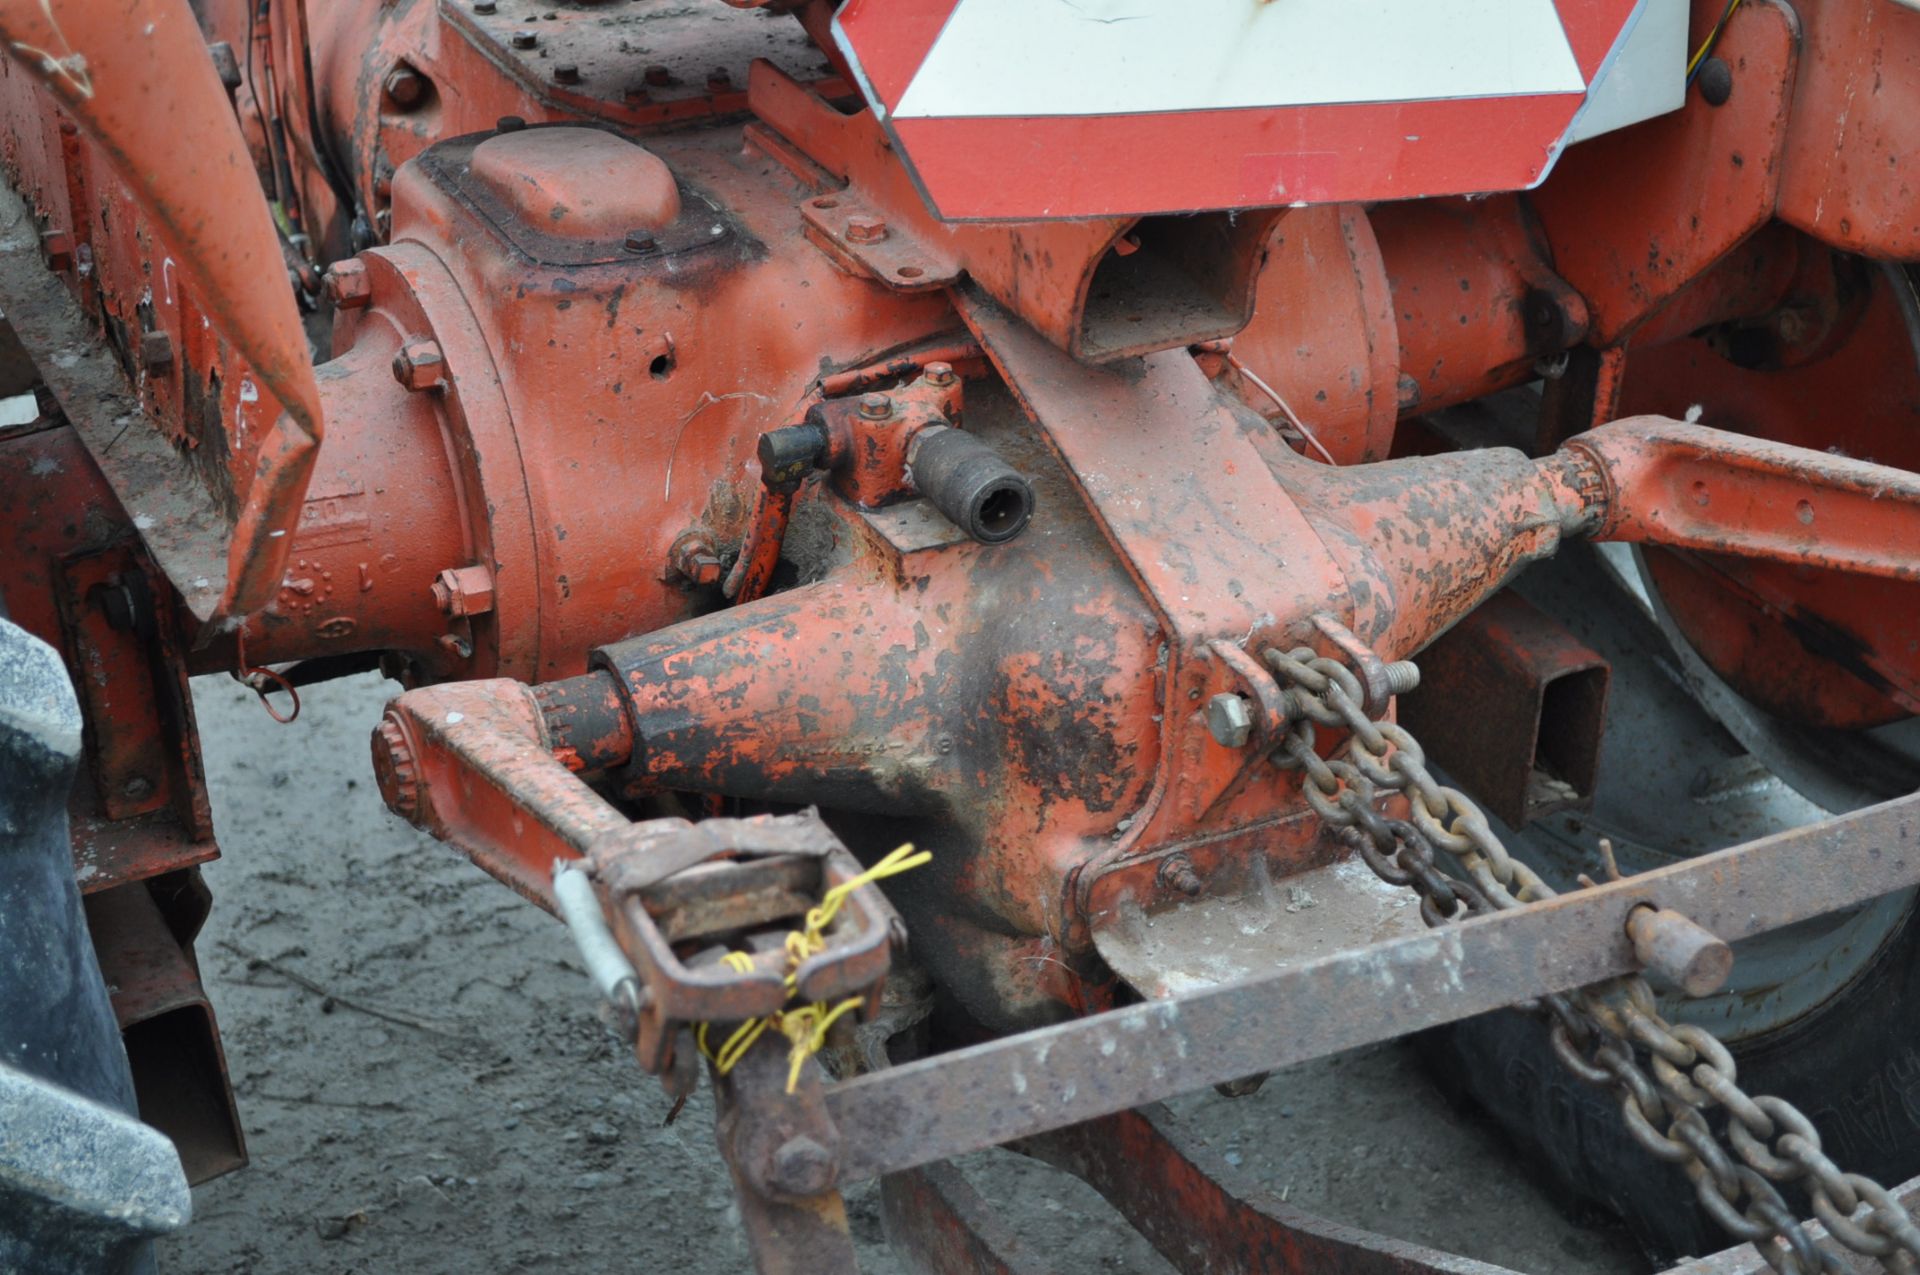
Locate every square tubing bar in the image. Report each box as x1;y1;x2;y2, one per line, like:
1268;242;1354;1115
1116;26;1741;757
826;793;1920;1183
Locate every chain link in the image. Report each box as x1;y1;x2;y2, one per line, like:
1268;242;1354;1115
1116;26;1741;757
1264;646;1920;1275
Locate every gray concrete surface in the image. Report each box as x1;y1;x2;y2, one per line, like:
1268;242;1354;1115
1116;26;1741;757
160;671;1649;1274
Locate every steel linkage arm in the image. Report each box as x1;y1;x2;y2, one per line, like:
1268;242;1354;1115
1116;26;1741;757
821;791;1920;1183
1549;415;1920;580
370;681;902;1074
0;0;325;620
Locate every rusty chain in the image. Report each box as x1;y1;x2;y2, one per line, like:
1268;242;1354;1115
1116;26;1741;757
1263;645;1920;1275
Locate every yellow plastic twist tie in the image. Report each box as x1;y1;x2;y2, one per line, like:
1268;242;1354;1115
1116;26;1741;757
696;843;929;1092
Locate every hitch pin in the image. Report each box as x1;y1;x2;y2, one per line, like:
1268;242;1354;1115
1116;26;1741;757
553;861;645;1020
1626;904;1733;998
1582;839;1732;997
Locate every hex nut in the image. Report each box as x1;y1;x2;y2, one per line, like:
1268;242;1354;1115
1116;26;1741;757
844;215;888;245
669;533;723;587
325;260;372;310
383;63;427;110
1206;692;1253;748
510;29;538;49
430;564;496;618
1158;853;1204;898
392;339;448;392
40;228;73;273
140;330;174;374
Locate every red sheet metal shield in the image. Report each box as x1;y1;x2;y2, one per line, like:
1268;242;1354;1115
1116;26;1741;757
833;0;1652;220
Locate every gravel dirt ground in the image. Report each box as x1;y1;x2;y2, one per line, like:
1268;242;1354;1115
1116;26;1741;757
159;671;1650;1275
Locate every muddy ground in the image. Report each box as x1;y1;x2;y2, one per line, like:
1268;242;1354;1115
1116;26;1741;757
159;671;1650;1274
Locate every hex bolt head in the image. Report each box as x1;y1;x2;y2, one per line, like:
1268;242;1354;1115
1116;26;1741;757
472;0;496;12
140;330;174;374
510;29;538;49
623;230;658;254
844;214;888;245
706;67;733;91
553;63;582;85
392;339;448;393
767;1135;837;1198
383;63;427;110
1206;692;1253;748
643;64;674;87
324;259;373;310
924;361;956;388
668;533;723;587
857;392;893;421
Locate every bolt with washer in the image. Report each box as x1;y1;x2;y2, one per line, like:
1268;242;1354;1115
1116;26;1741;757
857;392;893;421
430;564;496;618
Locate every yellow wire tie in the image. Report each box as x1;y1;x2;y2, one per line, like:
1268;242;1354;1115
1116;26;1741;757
692;844;928;1085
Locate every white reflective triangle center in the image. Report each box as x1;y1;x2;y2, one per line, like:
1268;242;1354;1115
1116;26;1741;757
893;0;1587;120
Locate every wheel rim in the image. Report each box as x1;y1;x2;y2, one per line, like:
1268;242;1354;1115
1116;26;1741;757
1484;543;1916;1043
